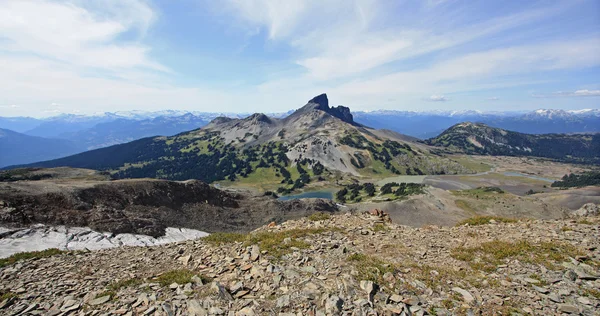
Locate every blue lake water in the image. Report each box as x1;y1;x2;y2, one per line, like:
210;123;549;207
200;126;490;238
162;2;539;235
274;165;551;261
278;190;334;201
503;172;555;183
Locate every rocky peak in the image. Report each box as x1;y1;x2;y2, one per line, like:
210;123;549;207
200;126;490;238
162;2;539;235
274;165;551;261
244;113;272;124
295;94;356;125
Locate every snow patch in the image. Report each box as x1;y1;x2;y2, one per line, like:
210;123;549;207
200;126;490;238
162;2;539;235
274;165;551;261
0;225;208;258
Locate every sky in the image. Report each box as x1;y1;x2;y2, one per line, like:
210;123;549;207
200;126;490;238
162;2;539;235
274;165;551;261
0;0;599;117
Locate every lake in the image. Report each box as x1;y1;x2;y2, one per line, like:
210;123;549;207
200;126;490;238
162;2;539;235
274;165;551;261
278;190;334;201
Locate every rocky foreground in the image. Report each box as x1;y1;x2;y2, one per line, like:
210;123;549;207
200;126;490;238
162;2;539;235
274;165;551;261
0;213;599;316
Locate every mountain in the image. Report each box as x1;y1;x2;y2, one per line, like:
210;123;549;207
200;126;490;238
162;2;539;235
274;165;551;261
62;114;212;150
424;122;600;163
0;117;42;133
0;128;83;168
23;114;118;138
353;109;600;139
8;94;471;190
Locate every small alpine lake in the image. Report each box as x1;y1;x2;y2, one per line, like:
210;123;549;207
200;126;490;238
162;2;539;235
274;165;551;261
277;190;334;201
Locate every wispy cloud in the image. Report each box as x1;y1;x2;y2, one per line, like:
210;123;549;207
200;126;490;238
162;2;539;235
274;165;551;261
0;104;19;108
487;97;500;101
532;89;600;98
220;0;577;81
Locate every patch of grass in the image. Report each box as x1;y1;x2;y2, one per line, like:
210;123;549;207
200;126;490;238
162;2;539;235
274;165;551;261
373;224;390;232
95;290;116;300
0;290;16;301
155;269;197;286
451;240;584;271
308;212;331;221
347;253;395;283
245;228;333;258
0;248;66;268
578;219;594;225
561;226;573;232
450;156;493;173
107;278;143;292
528;273;547;286
202;232;246;246
581;288;600;299
455;199;478;214
456;216;517;226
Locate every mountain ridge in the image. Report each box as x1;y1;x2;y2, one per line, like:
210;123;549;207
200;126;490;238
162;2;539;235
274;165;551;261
424;122;600;163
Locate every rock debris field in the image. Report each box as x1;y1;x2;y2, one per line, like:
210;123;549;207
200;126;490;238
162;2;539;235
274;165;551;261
0;212;598;315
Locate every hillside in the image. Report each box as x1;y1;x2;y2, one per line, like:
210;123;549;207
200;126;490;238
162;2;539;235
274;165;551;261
9;95;470;192
0;213;598;315
0;128;83;168
425;122;600;163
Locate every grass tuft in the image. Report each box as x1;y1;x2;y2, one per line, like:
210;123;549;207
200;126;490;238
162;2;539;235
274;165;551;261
0;290;16;301
308;212;331;221
107;278;143;292
156;269;198;286
457;216;517;226
347;253;395;283
201;232;246;245
0;248;66;268
245;228;334;258
373;224;390;232
451;240;584;271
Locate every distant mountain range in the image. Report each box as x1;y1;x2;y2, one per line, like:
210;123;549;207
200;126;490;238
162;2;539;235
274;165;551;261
353;108;600;139
0;106;598;168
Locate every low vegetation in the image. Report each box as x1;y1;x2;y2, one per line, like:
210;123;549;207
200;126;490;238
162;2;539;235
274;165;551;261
155;269;209;286
0;248;66;268
202;227;339;259
308;212;331;221
201;232;247;245
244;228;333;258
107;278;143;292
335;182;425;203
0;290;16;301
347;253;395;283
552;171;600;188
451;240;584;272
457;216;517;226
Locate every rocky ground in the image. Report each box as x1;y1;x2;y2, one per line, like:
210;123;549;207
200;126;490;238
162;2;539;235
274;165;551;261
1;211;598;315
0;171;338;237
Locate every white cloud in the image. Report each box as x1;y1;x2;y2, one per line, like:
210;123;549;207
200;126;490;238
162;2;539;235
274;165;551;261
428;95;448;102
487;97;500;101
0;0;166;71
0;104;19;108
220;0;575;80
532;89;600;98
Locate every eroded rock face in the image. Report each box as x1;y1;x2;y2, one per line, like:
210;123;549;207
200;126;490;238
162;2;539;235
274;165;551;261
573;203;599;217
0;214;598;315
0;179;338;237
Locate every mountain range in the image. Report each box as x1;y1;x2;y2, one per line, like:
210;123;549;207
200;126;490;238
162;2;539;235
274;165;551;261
7;95;599;194
0;99;598;168
7;95;472;189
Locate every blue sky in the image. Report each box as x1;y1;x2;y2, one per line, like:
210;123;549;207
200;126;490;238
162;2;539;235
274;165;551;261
0;0;599;117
